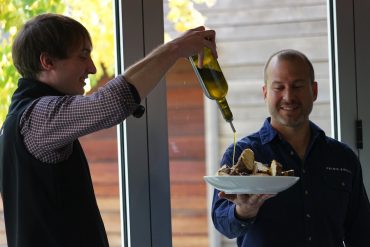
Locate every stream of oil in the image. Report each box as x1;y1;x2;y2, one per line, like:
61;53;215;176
232;131;236;166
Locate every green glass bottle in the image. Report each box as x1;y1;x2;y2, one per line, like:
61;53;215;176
189;47;236;133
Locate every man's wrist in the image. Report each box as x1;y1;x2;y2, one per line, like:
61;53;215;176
231;205;256;229
235;205;256;221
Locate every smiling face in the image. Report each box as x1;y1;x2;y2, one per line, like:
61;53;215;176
47;39;97;95
263;56;318;131
13;14;96;92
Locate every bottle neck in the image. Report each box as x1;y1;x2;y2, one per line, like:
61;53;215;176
216;98;233;123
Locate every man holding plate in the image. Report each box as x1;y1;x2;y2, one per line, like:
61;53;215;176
211;49;370;247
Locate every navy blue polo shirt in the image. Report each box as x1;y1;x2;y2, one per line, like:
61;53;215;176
212;118;370;247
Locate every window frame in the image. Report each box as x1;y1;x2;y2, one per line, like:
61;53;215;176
115;0;172;246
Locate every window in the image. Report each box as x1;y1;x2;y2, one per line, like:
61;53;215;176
163;0;331;246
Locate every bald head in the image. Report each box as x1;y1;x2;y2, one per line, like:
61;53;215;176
264;49;315;85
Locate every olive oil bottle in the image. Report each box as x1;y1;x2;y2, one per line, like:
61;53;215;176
189;47;236;133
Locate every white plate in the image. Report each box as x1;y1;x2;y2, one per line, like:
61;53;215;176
204;175;300;194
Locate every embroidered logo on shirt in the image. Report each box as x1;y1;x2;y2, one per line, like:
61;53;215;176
325;166;352;175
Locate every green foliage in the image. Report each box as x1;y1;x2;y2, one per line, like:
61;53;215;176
166;0;215;33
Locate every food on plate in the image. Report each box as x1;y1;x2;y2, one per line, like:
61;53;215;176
217;148;294;176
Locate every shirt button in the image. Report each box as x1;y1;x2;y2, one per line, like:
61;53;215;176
302;169;306;174
307;236;312;241
306;213;311;218
341;182;346;187
305;190;309;195
290;150;294;156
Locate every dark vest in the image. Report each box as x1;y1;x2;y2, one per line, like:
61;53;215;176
0;78;109;247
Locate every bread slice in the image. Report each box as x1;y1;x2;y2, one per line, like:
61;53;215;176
269;160;283;176
215;148;293;177
231;148;256;175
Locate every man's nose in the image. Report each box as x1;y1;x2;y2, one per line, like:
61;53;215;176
283;87;294;101
88;57;97;74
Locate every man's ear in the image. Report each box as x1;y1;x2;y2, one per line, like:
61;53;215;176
262;84;267;101
312;81;318;102
39;53;54;70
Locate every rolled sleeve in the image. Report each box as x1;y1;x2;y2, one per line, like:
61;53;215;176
20;75;140;163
